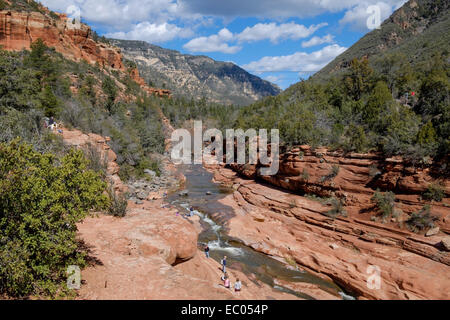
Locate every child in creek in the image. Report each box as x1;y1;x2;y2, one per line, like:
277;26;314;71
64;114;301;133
204;244;210;258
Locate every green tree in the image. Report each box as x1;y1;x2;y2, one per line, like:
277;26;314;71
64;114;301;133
416;121;438;156
0;51;41;111
395;60;416;97
102;76;117;114
379;104;421;156
344;57;374;100
0;140;109;297
416;57;450;117
39;85;61;117
343;124;368;152
364;81;393;128
25;39;59;84
79;75;97;104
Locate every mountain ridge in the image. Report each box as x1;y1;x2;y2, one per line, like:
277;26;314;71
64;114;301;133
314;0;450;80
109;38;282;106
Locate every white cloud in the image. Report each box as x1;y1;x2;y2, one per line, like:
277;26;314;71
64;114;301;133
42;0;408;27
183;28;242;54
178;0;407;19
339;1;408;31
41;0;181;27
242;44;347;72
301;34;335;48
40;0;408;46
183;21;329;53
237;22;327;44
106;22;192;44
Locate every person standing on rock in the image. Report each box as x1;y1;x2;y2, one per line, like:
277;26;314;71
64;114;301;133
221;256;227;273
48;116;56;131
221;272;228;281
204;244;210;258
234;279;242;295
224;275;230;289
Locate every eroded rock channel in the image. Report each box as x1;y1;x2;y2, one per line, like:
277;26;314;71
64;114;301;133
168;164;350;300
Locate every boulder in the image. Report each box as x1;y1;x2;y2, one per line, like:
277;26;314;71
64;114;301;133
441;237;450;252
330;243;339;250
136;191;149;200
144;169;157;177
425;227;440;237
179;190;189;197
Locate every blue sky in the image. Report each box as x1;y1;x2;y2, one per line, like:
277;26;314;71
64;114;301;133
41;0;407;89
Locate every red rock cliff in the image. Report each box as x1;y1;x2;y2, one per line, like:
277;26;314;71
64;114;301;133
0;10;125;70
230;145;450;233
0;8;172;98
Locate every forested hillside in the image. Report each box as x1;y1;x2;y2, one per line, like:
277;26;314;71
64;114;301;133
0;36;165;297
315;0;450;79
232;0;449;164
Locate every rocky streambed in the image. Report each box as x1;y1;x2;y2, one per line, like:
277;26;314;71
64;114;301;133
203;163;450;300
63;127;449;300
167;164;348;300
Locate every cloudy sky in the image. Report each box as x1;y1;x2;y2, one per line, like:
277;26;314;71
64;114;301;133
41;0;407;89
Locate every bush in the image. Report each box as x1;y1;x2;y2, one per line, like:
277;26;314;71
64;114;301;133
0;140;109;297
83;143;108;176
371;190;396;220
106;187;128;217
369;165;381;177
326;198;347;218
301;168;310;182
102;76;118;114
320;164;340;182
406;205;439;233
423;183;445;202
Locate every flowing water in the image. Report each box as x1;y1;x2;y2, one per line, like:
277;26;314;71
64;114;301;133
167;164;353;300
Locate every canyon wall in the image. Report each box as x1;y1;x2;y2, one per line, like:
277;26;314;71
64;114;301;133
0;10;125;70
0;9;171;98
208;165;450;299
230;145;450;234
60;128;127;195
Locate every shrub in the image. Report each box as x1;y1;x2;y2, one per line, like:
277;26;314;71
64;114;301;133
0;140;109;297
106;187;128;217
326;197;347;218
321;164;340;182
102;76;117;114
83;143;108;176
301;168;310;181
423;183;445;202
406;205;439;233
39;85;61;117
371;190;396;219
369;165;381;178
289;199;297;209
